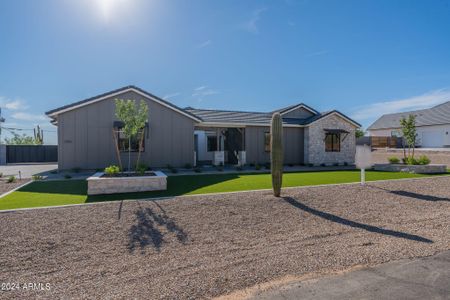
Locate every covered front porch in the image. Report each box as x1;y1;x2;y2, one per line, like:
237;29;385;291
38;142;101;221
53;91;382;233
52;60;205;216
194;126;246;166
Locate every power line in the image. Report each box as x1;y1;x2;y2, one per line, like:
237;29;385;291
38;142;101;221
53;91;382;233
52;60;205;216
1;126;56;133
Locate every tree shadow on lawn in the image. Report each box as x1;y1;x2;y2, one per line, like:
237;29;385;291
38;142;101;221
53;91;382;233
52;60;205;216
86;173;241;203
14;173;241;202
127;201;188;253
282;197;433;244
17;180;87;196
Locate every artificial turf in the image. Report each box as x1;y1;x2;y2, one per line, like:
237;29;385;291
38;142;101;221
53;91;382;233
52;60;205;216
0;170;447;211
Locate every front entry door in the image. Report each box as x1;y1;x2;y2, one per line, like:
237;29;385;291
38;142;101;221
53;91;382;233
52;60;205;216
224;128;242;165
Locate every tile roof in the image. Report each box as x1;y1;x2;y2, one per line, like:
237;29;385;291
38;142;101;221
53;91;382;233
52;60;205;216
368;101;450;130
45;85;360;127
186;108;361;127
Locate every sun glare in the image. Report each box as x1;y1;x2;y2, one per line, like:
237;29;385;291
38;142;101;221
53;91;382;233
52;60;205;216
96;0;129;21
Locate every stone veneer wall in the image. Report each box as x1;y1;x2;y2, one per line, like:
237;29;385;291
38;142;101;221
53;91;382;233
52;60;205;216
304;114;356;165
87;171;167;195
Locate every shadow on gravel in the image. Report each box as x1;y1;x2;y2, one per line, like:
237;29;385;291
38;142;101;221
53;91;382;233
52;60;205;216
390;191;449;202
368;185;450;202
128;201;188;253
282;197;433;244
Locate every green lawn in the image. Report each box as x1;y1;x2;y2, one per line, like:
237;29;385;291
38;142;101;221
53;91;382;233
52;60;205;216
0;170;447;211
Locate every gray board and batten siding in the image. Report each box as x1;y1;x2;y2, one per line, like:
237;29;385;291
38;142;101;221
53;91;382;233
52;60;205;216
56;90;196;170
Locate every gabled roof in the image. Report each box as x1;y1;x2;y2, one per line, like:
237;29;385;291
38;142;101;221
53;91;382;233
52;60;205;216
46;85;360;128
272;103;319;115
368;101;450;130
45;85;202;122
301;110;361;127
186;108;360;127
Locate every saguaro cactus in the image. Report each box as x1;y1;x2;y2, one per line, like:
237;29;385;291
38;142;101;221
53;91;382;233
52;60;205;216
270;113;283;197
34;125;44;145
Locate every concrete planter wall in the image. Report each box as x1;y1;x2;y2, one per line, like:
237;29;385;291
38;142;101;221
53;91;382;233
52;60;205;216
373;164;447;174
87;171;167;195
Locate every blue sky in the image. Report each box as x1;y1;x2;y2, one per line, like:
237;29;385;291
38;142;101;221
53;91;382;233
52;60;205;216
1;0;450;144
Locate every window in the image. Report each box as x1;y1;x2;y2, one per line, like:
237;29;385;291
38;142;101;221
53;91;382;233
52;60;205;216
391;130;401;137
118;129;145;152
325;133;340;152
264;132;270;152
207;136;217;152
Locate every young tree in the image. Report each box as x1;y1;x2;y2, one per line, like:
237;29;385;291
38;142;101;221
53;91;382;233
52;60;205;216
399;114;417;161
355;128;365;138
115;99;149;172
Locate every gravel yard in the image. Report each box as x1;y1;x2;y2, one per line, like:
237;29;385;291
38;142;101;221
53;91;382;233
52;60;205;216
0;176;449;299
371;148;450;167
0;179;29;196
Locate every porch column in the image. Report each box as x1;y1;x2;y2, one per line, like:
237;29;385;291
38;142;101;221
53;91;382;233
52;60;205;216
213;128;225;166
238;128;246;166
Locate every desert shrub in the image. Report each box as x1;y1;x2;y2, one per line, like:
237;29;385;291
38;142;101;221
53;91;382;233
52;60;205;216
104;165;120;176
136;163;148;175
403;157;418;165
255;164;261;170
416;155;430;165
7;176;16;183
388;156;400;164
32;175;43;181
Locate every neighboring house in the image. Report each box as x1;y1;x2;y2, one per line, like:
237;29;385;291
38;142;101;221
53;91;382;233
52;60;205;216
46;86;360;170
368;101;450;148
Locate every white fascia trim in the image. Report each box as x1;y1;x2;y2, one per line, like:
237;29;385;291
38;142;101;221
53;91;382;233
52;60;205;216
280;104;317;116
47;88;202;122
197;122;304;128
306;111;360;128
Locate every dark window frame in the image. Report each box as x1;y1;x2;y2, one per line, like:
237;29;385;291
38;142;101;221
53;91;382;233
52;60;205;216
325;133;341;152
117;128;145;153
207;136;218;152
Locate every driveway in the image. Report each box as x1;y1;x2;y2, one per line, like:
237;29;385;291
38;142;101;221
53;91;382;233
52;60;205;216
0;176;449;299
0;163;57;179
249;250;450;300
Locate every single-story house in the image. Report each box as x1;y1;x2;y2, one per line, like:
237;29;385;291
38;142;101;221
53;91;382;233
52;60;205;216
46;86;360;170
368;101;450;148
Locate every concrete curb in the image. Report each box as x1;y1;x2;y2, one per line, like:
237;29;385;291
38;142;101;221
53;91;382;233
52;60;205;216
0;180;33;199
0;174;449;214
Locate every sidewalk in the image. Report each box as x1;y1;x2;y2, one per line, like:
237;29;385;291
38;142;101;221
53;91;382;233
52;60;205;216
250;250;450;300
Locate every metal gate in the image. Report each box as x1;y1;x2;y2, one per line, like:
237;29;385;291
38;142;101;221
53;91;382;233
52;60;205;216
6;145;57;163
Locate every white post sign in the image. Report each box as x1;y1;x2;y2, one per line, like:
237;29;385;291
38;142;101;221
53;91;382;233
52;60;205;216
355;145;372;185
